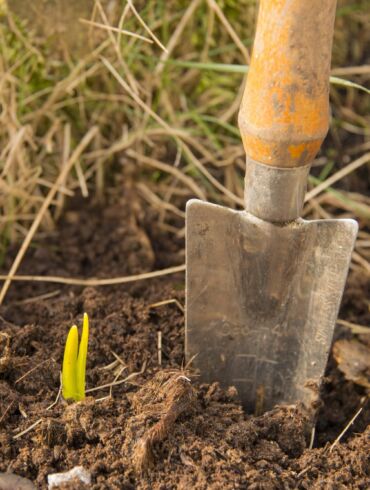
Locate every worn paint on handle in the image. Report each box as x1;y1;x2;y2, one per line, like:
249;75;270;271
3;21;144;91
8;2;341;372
239;0;337;168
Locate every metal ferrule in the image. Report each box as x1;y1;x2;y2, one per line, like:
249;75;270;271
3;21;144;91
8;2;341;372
244;158;311;223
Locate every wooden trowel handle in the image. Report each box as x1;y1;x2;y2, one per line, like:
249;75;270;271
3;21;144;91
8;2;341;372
239;0;337;169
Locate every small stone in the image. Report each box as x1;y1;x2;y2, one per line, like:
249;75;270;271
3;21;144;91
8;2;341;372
0;472;36;490
47;466;91;488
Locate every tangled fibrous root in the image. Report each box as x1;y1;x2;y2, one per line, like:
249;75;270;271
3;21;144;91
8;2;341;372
132;370;194;472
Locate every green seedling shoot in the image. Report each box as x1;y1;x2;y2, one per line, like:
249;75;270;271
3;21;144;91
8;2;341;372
62;312;89;401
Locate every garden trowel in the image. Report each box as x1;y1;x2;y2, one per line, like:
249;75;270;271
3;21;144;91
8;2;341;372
185;0;358;414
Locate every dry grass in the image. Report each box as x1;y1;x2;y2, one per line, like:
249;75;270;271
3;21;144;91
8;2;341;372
0;0;369;303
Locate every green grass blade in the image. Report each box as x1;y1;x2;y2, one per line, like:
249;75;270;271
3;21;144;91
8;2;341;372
62;325;79;401
318;161;335;181
76;312;89;401
163;60;370;94
200;115;240;138
163;59;249;74
187;112;223;149
308;176;370;219
329;76;370;95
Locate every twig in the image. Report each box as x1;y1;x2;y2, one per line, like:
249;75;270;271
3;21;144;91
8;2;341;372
117;3;132;48
75;159;89;198
46;383;62;411
101;56;174;133
158;331;162;366
99;351;126;371
137;183;186;219
305;152;370;202
181;142;244;206
86;361;147;393
184;354;198;371
149;298;185;314
110;365;127;398
111;351;127;367
15;358;54;385
336;319;370;335
352;251;370;276
79;18;153;43
31;42;109;123
1;127;28;177
331;65;370;76
0;401;14;425
129;150;206;200
309;426;315;450
13;418;43;440
0;127;98;305
55;123;71;219
207;0;250;62
155;0;201;74
329;401;367;453
158;148;182;223
127;0;167;53
94;0;138;95
12;289;61;305
297;466;311;479
18;404;28;419
0;264;185;286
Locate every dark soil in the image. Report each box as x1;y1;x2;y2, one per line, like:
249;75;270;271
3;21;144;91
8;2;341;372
0;186;369;489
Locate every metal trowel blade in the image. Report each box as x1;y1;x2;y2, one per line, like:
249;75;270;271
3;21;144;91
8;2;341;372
185;199;358;413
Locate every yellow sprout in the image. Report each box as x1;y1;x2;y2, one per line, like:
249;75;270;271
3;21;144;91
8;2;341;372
62;313;89;401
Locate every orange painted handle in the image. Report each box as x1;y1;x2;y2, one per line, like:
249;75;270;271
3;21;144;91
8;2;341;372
239;0;337;168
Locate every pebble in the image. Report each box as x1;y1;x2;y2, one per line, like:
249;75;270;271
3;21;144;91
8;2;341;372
0;472;36;490
47;466;91;488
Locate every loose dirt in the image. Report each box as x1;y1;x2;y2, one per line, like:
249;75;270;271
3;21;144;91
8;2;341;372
0;185;369;489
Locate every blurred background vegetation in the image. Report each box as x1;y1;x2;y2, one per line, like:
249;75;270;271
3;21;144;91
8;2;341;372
0;0;369;278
